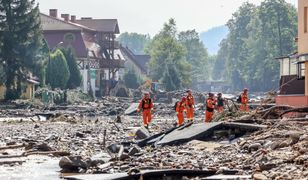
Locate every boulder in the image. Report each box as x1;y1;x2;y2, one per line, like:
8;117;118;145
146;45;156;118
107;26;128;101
59;156;88;172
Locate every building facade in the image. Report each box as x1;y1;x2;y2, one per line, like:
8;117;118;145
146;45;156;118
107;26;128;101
120;46;150;79
41;9;125;98
276;0;308;106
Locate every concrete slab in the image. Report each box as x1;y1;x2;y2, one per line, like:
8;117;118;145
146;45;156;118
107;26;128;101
124;103;139;115
156;122;223;146
223;122;267;131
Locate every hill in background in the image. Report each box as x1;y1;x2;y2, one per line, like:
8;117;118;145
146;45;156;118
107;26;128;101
200;25;229;55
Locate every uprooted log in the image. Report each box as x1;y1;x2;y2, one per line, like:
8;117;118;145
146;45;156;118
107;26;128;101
279;107;308;118
258;105;293;119
0;151;70;159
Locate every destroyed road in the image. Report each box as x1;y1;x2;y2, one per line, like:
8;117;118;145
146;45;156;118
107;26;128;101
0;98;308;179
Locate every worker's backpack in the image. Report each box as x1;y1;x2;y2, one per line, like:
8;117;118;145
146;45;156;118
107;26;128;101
236;95;241;103
142;98;151;109
174;101;179;111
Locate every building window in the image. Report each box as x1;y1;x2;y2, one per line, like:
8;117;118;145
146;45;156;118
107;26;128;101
305;7;308;33
297;62;305;80
280;57;297;76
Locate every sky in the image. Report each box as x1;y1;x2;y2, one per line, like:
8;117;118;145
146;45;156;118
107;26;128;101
36;0;298;36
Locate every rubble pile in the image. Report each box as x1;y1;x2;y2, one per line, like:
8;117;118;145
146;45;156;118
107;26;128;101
77;119;308;179
1;94;308;179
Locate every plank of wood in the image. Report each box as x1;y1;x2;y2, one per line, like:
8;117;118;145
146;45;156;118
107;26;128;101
0;144;26;150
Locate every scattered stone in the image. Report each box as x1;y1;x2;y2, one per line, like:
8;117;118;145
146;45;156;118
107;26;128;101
76;132;85;138
253;173;268;180
248;143;262;152
59;156;88;172
128;147;140;156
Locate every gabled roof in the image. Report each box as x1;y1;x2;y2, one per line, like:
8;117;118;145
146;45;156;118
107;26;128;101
120;46;150;73
134;55;151;72
40;13;96;32
76;19;120;34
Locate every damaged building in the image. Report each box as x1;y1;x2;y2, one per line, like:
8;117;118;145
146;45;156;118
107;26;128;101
41;9;125;98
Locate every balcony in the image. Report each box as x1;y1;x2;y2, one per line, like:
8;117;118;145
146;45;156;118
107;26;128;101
99;59;125;69
100;40;120;49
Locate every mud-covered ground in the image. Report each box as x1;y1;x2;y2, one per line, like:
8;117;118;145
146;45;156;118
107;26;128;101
0;97;308;179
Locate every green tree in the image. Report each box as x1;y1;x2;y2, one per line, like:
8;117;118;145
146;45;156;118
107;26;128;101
118;32;151;54
252;0;297;91
61;47;82;89
178;30;210;81
146;18;191;89
162;63;182;91
46;49;70;89
123;69;140;89
0;0;44;100
212;39;229;80
220;0;297;92
225;2;257;90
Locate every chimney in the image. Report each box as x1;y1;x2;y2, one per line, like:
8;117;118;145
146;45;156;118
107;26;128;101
49;9;58;18
71;15;76;23
61;14;70;22
81;17;92;20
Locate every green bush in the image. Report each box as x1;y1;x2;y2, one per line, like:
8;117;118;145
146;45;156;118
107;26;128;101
46;49;70;89
61;47;82;89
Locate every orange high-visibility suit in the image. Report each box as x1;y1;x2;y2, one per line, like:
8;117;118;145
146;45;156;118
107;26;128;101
205;98;215;122
138;98;153;126
186;94;195;121
176;101;186;126
240;92;249;111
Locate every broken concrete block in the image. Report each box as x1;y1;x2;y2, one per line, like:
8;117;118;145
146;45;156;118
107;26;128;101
107;144;121;153
124;103;139;115
128;146;140;156
253;173;268;180
156;122;223;146
135;127;150;140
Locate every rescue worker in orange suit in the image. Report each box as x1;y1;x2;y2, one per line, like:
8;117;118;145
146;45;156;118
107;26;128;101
176;96;187;126
240;88;249;111
205;93;215;123
216;93;224;113
137;92;154;129
186;89;195;122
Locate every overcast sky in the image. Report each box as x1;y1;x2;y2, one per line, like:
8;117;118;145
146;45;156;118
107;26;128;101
36;0;298;36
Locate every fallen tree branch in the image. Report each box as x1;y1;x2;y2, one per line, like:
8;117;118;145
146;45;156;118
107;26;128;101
260;105;293;119
0;154;24;159
0;144;26;150
0;160;25;165
280;107;308;118
0;151;70;159
24;151;70;156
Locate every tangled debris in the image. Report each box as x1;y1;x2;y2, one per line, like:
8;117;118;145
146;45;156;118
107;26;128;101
0;95;308;179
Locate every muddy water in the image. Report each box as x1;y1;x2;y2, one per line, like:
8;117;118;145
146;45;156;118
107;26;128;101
0;155;61;180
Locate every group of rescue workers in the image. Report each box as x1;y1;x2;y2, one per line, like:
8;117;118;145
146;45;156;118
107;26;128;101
137;88;249;129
